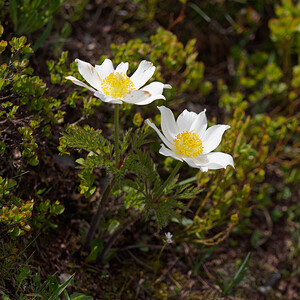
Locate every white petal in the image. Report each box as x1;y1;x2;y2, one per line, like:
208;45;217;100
190;110;207;138
182;157;201;169
123;83;171;105
123;90;151;104
145;119;174;150
141;82;172;95
65;76;96;92
183;155;209;169
159;144;183;161
130;82;172;105
188;154;209;165
94;91;123;104
176;109;198;132
157;106;179;142
202;125;230;153
165;232;173;239
132;94;166;105
75;59;102;91
115;62;129;74
200;152;234;170
95;59;114;80
183;152;234;170
130;60;156;89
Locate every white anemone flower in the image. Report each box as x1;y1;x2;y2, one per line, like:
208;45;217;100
145;106;234;172
165;232;173;244
66;59;171;105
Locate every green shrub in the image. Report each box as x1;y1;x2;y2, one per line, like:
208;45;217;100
107;27;212;99
0;28;69;238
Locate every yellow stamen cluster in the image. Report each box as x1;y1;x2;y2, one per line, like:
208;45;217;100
173;131;204;157
101;72;134;98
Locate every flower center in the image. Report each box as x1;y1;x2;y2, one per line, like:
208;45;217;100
101;72;134;98
173;131;204;157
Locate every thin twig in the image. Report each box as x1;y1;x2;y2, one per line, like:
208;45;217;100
127;250;153;271
153;257;179;285
97;208;145;262
83;175;117;251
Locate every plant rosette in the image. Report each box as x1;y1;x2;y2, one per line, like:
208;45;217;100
66;59;171;105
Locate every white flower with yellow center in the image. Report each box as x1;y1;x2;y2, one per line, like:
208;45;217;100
66;59;171;105
145;106;234;171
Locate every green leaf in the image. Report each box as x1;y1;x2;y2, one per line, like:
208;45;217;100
32;17;53;52
32;0;47;10
230;252;251;285
0;25;4;37
28;155;39;166
61;22;72;39
49;0;63;14
107;219;120;234
64;290;71;300
9;0;18;30
70;293;94;300
48;274;75;300
123;185;144;209
85;238;103;263
51;201;65;215
63;125;113;157
18;11;40;35
0;40;7;54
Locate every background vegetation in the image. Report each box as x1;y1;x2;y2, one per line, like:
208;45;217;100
0;0;299;298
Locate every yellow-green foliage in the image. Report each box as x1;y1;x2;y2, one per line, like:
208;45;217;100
8;0;62;36
179;102;298;244
0;19;106;237
47;51;102;116
269;0;300;45
107;27;212;97
0;28;73;237
179;48;299;244
0;177;33;238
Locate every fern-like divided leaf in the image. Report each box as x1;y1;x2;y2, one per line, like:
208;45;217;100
76;154;103;169
147;196;187;230
122;150;200;230
174;184;201;200
63;125;113;158
120;128;133;155
130;124;152;150
122;150;160;195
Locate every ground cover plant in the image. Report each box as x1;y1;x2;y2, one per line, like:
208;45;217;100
0;0;299;298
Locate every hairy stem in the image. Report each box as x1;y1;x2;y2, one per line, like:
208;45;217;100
153;160;182;201
114;104;120;168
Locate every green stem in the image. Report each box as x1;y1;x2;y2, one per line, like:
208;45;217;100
114;104;120;168
153;160;182;201
177;175;196;186
84;104;120;250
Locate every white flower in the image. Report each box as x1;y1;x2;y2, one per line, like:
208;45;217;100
66;59;171;105
145;106;234;172
165;232;173;243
